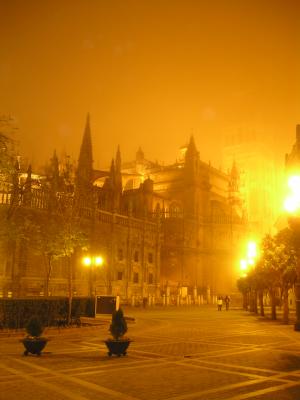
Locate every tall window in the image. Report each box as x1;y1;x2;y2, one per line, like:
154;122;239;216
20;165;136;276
117;271;123;281
169;202;182;218
133;272;139;283
134;250;139;262
118;248;124;261
148;273;153;284
148;252;153;263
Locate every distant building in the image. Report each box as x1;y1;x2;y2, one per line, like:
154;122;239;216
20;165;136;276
0;116;247;303
95;135;247;301
222;128;282;237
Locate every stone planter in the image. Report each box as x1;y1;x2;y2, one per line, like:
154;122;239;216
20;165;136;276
21;337;48;356
104;339;131;357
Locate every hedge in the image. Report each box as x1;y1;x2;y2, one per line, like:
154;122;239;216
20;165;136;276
0;297;95;329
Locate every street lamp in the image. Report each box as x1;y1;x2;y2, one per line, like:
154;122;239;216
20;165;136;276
284;176;300;213
240;259;248;277
283;174;300;331
238;240;259;312
239;240;258;277
82;256;104;267
82;255;104;297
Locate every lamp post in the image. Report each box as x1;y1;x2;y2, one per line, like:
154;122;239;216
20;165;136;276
82;255;104;297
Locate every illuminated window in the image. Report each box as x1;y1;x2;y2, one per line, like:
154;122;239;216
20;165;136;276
133;272;139;283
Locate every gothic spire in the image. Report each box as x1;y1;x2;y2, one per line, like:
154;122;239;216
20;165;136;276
115;145;122;192
116;145;121;172
185;135;198;158
109;158;116;189
229;160;239;193
184;135;199;179
136;146;144;163
76;113;93;193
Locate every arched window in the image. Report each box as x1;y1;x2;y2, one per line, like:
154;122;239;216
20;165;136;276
169;202;182;218
155;203;161;216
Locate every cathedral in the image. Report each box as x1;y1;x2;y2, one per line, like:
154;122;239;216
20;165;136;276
0;116;247;304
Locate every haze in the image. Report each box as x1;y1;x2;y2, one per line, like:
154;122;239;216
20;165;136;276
1;0;299;169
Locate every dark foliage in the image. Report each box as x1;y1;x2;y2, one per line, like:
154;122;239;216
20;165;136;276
109;308;127;340
26;316;43;337
0;297;95;329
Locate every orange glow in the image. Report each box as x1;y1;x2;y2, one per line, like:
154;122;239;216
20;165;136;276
239;241;258;276
82;256;92;266
1;2;298;169
247;241;258;259
240;259;248;271
82;256;104;267
95;256;104;266
284;175;300;213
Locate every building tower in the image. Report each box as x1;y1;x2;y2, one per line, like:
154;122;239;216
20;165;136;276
75;114;94;198
184;136;198;217
285;124;300;170
114;146;123;210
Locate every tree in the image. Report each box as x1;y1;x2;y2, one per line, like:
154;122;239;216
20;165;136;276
259;234;282;320
32;200;88;321
31;213;65;297
237;276;250;310
274;228;297;324
245;230;297;323
37;152;89;318
0;116;17;179
0;207;39;296
253;260;268;317
55;198;88;324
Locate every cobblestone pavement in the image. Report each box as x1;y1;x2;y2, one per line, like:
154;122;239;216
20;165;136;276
1;306;300;400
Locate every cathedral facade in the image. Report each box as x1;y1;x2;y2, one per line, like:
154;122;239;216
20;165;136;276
0;116;247;304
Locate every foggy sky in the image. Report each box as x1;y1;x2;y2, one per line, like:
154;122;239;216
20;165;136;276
1;0;299;170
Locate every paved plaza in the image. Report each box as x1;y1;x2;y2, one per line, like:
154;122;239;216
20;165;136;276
1;306;300;400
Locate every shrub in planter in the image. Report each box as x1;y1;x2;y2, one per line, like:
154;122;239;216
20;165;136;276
21;316;48;356
105;308;131;357
110;308;127;339
26;317;43;337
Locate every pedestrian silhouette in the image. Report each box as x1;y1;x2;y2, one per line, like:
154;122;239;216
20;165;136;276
224;295;230;311
217;296;223;311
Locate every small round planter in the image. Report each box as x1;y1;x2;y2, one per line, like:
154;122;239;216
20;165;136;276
21;337;48;356
104;339;131;357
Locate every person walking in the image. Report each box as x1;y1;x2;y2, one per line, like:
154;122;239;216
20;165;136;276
224;295;230;311
143;297;148;308
217;296;223;311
